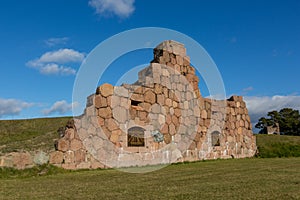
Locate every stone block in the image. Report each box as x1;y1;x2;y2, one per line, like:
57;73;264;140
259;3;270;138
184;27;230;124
87;125;96;136
49;151;64;164
105;118;119;131
164;134;172;144
239;120;245;127
238;127;243;134
138;111;148;121
64;128;75;140
85;106;95;116
74;150;86;163
204;119;210;128
62;163;77;170
70;139;83;151
144;90;156;104
169;123;176;135
157;94;165;105
91;159;106;169
172;115;179;127
161;124;169;134
154;84;163;94
98;116;105;126
95;95;107;108
176;55;183;65
165;98;172;107
77;127;89;141
151;104;161;114
131;93;144;102
158;114;166;125
110;130;121;143
114;86;129;97
113;106;128;123
228;95;239;102
166;114;172;125
162;51;170;62
110;95;120;108
64;150;75;164
98;83;114;97
0;156;13;168
201;110;207;119
98;107;112;119
76;162;91;169
33;151;49;165
86;94;94;107
174;108;181;117
12;152;33;169
57;139;69;152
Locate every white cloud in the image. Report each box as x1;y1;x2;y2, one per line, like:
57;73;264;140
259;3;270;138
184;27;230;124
0;98;33;118
89;0;135;18
244;95;300;124
39;63;76;75
34;49;85;64
45;37;69;47
27;49;85;76
242;86;254;92
42;100;79;115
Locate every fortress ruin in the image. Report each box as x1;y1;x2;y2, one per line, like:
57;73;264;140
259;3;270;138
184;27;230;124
49;40;257;170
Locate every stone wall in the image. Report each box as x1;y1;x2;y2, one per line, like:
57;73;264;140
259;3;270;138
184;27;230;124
0;151;49;169
267;123;280;135
48;40;256;169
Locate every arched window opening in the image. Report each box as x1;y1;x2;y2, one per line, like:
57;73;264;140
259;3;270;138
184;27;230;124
128;127;145;147
211;131;221;147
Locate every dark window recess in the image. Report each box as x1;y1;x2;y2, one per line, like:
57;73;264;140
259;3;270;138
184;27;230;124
128;127;145;147
131;100;141;106
212;111;218;115
211;131;221;147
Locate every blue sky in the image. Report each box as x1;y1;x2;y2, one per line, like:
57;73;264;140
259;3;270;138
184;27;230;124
0;0;300;127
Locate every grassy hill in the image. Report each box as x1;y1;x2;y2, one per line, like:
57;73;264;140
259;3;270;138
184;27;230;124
0;117;71;154
256;134;300;158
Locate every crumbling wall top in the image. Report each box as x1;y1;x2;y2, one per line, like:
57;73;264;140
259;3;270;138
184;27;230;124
155;40;187;57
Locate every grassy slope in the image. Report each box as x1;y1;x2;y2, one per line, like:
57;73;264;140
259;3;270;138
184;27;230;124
256;134;300;158
0;117;71;154
0;158;300;199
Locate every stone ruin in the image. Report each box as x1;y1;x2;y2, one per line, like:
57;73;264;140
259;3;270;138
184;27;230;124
48;40;257;170
267;123;280;135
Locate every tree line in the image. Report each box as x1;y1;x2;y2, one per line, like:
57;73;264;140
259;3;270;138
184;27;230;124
255;108;300;136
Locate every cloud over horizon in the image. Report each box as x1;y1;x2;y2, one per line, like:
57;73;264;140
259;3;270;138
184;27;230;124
44;37;69;47
0;98;33;118
244;95;300;124
89;0;135;18
42;100;78;115
27;49;85;76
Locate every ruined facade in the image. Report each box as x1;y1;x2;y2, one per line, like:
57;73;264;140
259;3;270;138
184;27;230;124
49;40;257;170
267;123;280;135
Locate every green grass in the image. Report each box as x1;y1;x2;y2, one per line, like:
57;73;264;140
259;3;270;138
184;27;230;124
1;119;300;199
256;134;300;158
0;158;300;199
0;164;71;179
0;117;71;154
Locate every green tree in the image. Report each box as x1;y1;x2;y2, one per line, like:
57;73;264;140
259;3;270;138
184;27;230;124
255;108;300;136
